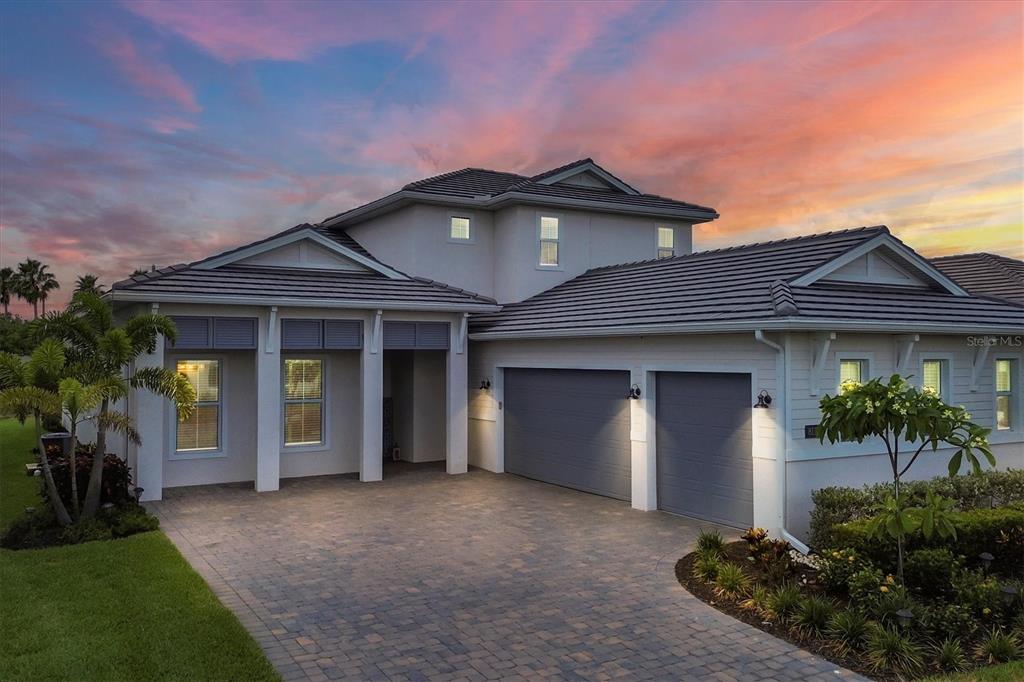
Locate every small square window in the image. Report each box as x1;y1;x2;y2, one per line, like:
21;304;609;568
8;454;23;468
921;359;948;399
450;216;471;240
839;359;867;386
657;226;675;259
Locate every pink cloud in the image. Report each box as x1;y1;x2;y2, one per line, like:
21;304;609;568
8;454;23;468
94;30;200;112
148;115;198;134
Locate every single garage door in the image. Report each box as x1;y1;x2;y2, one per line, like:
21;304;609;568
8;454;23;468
656;372;753;527
504;368;631;500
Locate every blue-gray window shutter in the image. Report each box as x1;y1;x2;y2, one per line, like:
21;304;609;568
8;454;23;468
324;320;362;349
415;322;449;349
169;317;211;348
382;322;417;349
281;319;323;349
213;318;257;349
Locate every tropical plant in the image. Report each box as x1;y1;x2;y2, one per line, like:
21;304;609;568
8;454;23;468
74;274;105;296
713;562;751;599
56;377;105;518
35;292;195;518
692;553;721;582
0;266;14;316
864;622;925;674
14;258;60;318
792;594;834;639
766;583;802;622
974;626;1022;664
740;584;771;615
932;636;970;673
818;374;993;583
0;339;72;525
827;609;868;655
817;548;871;595
696;528;726;557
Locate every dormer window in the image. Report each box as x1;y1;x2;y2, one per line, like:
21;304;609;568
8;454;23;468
449;216;471;241
657;226;675;259
539;216;559;266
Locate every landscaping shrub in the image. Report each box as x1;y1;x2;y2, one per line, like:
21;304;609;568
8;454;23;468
974;626;1022;664
1;503;159;549
870;585;918;626
827;609;868;655
696;528;726;557
58;518;113;545
919;601;981;642
817;548;871;596
108;508;159;537
692;554;720;582
847;567;886;603
904;548;961;596
832;505;1024;573
0;509;62;549
767;584;802;622
864;622;925;675
932;637;970;673
713;562;750;600
791;594;834;639
952;569;1003;618
43;444;137;510
740;584;771;616
809;469;1024;550
741;527;795;583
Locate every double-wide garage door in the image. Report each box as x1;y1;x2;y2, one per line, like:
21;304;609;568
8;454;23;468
503;367;753;527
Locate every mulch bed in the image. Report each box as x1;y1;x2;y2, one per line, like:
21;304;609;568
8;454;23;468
675;540;886;681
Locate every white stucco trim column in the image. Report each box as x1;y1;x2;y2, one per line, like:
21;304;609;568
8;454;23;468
135;303;165;502
446;318;469;475
255;306;281;492
360;310;384;482
629;367;656;511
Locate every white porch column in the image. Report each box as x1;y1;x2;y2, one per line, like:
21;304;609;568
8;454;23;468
360;310;384;482
255;306;280;492
629;368;656;511
135;307;165;502
445;316;468;475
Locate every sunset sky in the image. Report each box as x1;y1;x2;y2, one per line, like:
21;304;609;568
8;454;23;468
1;0;1022;315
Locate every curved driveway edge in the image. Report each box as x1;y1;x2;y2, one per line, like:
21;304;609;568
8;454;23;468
149;465;865;681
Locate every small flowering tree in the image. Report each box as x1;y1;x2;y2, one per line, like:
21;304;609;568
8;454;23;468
818;374;994;582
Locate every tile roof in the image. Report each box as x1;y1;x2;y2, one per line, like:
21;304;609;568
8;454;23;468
110;225;497;310
930;252;1024;305
470;226;1024;336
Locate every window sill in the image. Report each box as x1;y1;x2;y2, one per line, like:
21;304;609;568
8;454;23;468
535;264;564;272
170;449;226;461
283;443;330;454
446;237;476;245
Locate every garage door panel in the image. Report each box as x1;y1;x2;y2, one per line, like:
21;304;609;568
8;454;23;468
656;372;753;528
504;368;631;501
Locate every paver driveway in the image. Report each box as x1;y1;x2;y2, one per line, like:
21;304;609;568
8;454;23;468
150;464;861;681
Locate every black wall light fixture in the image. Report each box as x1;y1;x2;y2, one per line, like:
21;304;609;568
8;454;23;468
753;390;773;408
479;378;492;390
628;384;642;400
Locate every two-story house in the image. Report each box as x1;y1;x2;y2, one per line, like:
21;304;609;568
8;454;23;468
109;159;1023;544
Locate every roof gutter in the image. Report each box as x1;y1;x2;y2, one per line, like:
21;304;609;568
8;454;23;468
753;329;809;554
109;290;502;313
469;317;1024;340
320;189;719;228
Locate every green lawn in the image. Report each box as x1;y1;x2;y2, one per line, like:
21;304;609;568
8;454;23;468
0;416;41;528
0;418;278;681
926;661;1024;681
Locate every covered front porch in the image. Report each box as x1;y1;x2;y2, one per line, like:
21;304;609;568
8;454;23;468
126;304;472;500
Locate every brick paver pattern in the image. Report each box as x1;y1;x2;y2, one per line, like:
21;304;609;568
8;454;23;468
150;464;864;681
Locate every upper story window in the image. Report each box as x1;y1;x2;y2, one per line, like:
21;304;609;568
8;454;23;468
921;358;949;400
539;216;559;267
839;358;868;387
284;358;324;446
176;359;220;452
449;216;471;241
995;358;1016;430
657;226;675;259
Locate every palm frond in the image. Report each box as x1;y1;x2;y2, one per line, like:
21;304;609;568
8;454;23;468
123;314;178;354
0;352;27;389
26;339;66;389
0;385;60;416
67;291;113;333
89;374;129;402
98;328;133;368
97;410;141;446
130;366;197;419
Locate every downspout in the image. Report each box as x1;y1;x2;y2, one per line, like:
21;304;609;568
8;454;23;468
754;329;810;555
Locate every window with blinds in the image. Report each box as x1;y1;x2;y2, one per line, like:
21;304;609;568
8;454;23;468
995;358;1015;431
450;216;471;240
176;360;220;451
921;359;948;399
839;359;867;387
657;226;675;259
284;358;323;446
539;216;559;266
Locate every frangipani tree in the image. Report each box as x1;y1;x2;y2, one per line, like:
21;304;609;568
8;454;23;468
35;292;195;519
818;374;994;582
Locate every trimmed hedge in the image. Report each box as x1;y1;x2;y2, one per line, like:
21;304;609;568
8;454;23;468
809;469;1024;550
831;505;1024;574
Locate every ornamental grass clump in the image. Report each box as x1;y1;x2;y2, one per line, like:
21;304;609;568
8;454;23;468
974;627;1022;664
713;562;750;600
932;637;969;673
740;584;771;617
696;528;726;557
864;622;925;675
827;609;868;656
767;584;802;623
692;553;721;583
791;595;834;639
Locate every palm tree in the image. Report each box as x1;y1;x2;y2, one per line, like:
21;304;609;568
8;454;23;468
0;267;14;316
74;274;105;296
14;259;41;318
38;269;60;316
37;292;195;518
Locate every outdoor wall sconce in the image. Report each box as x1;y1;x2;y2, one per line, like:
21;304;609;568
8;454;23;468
479;379;492;390
628;384;642;400
753;390;773;408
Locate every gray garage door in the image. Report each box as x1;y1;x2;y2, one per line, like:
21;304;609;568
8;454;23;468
504;368;631;501
656;372;753;527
